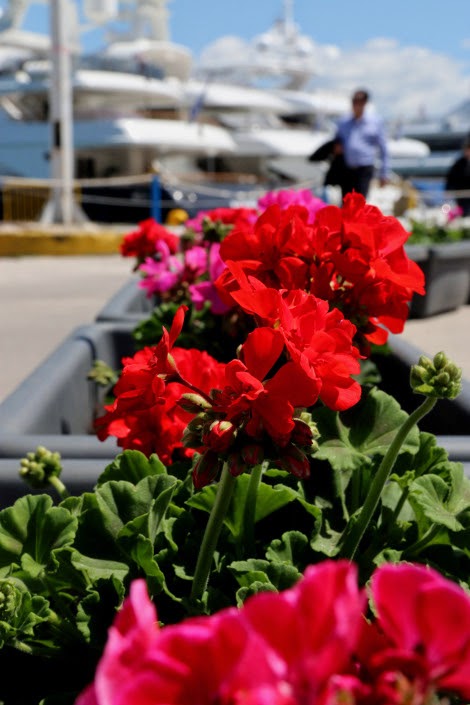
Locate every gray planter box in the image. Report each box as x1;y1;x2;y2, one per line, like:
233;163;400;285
406;241;470;318
376;334;470;464
0;458;106;508
0;323;136;455
96;276;153;323
0;323;136;505
0;324;469;509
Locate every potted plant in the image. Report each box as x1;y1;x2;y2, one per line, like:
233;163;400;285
1;193;470;704
406;217;470;315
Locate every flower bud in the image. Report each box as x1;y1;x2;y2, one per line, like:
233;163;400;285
202;420;236;453
291;417;320;452
192;450;221;489
18;446;62;489
240;443;264;467
278;445;311;479
410;352;462;399
181;427;202;449
0;580;23;623
226;452;248;477
201;217;233;242
87;360;118;386
186;414;207;433
179;393;212;414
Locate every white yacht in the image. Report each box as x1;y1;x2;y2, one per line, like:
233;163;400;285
191;1;429;182
0;0;432;221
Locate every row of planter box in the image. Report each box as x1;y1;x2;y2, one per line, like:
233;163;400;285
405;242;470;317
92;243;470;324
1;297;470;507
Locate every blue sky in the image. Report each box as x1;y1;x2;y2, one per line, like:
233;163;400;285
10;0;470;119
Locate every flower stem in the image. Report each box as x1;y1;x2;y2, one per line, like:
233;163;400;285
240;462;265;554
402;524;441;559
191;463;236;604
340;396;436;561
49;475;70;500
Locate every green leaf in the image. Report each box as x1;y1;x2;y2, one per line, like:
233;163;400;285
310;519;342;558
409;463;470;532
236;581;278;605
313;387;420;473
0;495;77;568
265;531;309;566
69;552;129;584
392;431;451;482
97;450;167;486
187;476;317;539
94;475;178;542
229;558;301;591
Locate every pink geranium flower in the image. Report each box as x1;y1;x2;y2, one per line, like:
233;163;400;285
138;241;184;297
184;245;207;277
258;188;327;223
76;562;363;705
76;561;470;705
360;562;470;701
188;243;231;314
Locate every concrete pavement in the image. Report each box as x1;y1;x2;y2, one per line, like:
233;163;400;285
0;255;131;403
0;253;469;406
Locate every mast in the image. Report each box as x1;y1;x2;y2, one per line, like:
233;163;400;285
0;0;32;31
283;0;295;31
40;0;85;224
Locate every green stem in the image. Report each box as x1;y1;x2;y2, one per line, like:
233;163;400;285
340;396;436;561
191;463;236;604
240;462;265;554
402;524;441;559
49;475;70;500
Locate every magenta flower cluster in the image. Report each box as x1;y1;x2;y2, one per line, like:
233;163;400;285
77;560;470;705
135;189;328;310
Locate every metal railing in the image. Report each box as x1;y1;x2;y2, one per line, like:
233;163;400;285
1;172;469;224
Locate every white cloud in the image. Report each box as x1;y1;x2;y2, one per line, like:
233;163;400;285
196;35;470;121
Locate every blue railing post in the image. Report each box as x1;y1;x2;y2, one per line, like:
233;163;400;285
151;174;162;222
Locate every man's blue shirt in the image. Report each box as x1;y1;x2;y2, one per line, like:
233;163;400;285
335;111;389;179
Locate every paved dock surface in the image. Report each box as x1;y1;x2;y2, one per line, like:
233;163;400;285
1;254;469;404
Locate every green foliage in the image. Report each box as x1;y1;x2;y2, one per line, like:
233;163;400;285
408;220;470;244
1;385;470;703
132;300;252;361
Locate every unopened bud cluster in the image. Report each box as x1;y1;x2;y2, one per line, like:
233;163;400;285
180;392;320;487
0;580;23;623
410;351;462;399
19;446;62;489
201;217;233;243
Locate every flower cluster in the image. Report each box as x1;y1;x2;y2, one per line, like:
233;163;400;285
120;190;424;351
77;560;470;705
120;189;328;310
95;295;361;485
215;192;425;349
120;217;179;268
103;189;426;484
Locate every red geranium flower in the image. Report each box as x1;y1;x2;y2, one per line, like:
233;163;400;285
94;306;226;463
215;273;362;412
120;218;180;265
217;204;313;298
308;193;426;346
215;194;425;350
